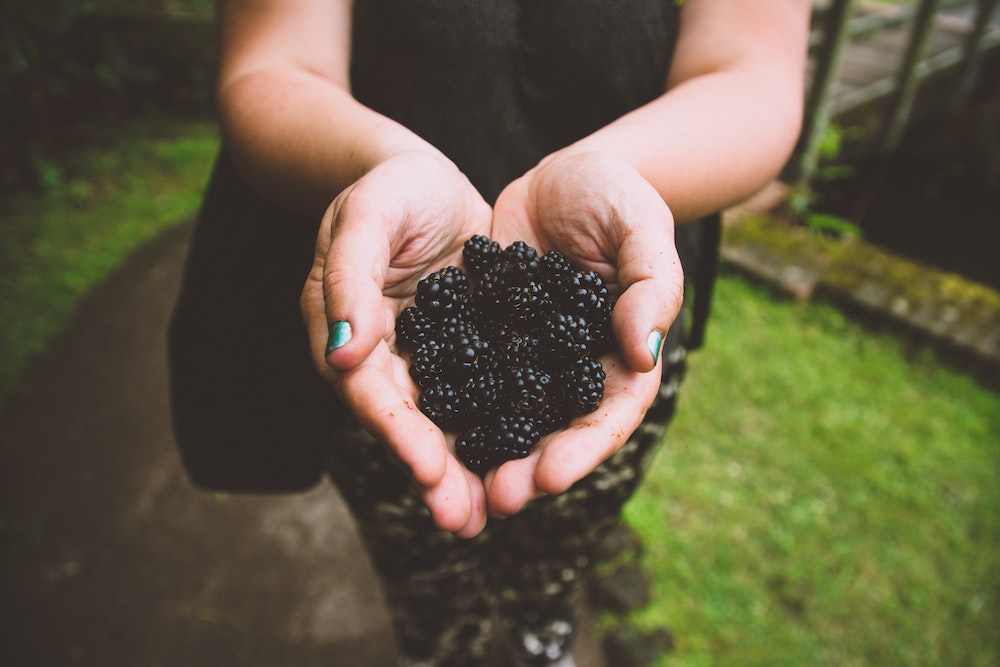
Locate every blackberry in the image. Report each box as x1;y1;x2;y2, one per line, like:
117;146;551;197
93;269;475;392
456;414;542;475
463;235;501;279
559;270;611;317
560;357;606;416
418;379;466;429
456;424;504;475
415;265;469;318
409;339;444;389
463;369;505;415
478;241;541;297
495;327;541;370
395;237;617;475
395;306;435;348
497;280;551;325
434;310;478;344
587;313;615;356
539;312;592;364
440;331;492;380
504;365;553;418
541;249;575;283
494;414;542;460
496;241;541;281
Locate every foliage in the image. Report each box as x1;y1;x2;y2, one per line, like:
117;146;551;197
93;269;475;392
787;122;862;240
0;0;213;102
802;212;861;239
621;273;1000;667
0;0;216;190
0;118;218;403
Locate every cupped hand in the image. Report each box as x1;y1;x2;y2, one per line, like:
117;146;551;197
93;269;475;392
301;151;493;538
485;150;684;516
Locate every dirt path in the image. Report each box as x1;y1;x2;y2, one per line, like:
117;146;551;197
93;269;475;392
0;223;397;666
0;222;607;667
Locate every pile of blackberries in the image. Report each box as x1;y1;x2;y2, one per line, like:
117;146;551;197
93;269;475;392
395;236;615;475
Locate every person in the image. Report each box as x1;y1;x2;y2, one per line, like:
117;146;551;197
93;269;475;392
168;1;811;665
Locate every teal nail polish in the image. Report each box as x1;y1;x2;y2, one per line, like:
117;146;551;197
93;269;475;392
326;320;352;354
647;329;664;364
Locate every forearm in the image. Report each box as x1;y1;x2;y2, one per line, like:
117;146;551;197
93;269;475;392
219;69;440;218
216;0;444;218
550;0;810;223
561;68;804;222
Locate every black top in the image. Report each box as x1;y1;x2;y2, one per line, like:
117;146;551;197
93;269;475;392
351;0;680;202
168;0;716;493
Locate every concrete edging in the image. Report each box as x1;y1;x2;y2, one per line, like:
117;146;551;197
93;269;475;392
720;182;1000;390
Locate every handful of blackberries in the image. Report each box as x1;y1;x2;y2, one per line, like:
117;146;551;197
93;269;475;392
395;236;616;475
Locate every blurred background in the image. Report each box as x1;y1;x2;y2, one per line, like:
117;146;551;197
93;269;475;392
1;1;998;666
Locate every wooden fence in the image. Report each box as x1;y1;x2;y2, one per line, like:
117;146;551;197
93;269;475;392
790;0;1000;185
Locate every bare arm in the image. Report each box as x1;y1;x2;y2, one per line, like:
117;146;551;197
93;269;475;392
548;0;811;222
485;0;812;514
216;0;443;217
217;0;492;537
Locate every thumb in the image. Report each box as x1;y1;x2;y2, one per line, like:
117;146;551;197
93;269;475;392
315;194;393;372
610;199;685;374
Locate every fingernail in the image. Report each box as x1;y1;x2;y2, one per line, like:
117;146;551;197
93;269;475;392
647;329;665;364
326;320;352;354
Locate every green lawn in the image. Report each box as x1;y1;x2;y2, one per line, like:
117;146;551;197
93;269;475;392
1;115;997;667
0;117;218;402
622;274;1000;667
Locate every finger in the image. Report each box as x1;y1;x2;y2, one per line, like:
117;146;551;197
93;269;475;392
451;467;489;538
610;198;685;373
533;356;660;495
302;256;342;386
421;454;476;534
490;176;537;247
484;450;544;518
320;194;394;371
611;270;682;373
338;347;449;489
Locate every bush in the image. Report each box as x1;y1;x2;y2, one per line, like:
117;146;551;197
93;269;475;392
0;0;216;190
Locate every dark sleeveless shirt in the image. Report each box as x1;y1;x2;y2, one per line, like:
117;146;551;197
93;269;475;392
168;1;717;493
351;0;680;203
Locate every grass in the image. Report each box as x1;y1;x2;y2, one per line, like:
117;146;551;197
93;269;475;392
1;113;997;667
0;116;218;403
621;273;1000;667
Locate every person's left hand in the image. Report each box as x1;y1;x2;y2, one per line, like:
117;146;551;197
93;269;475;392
484;150;684;516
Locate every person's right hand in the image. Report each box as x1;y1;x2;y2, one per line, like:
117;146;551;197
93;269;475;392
301;151;493;538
